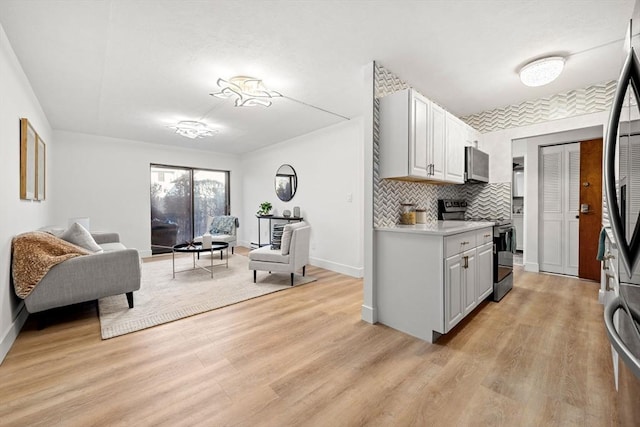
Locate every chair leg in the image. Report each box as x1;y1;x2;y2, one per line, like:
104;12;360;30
36;312;47;330
290;273;294;286
126;292;134;308
220;251;223;260
303;266;306;276
253;270;256;283
232;247;235;254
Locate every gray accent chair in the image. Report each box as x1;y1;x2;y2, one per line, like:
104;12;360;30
23;232;141;315
193;215;239;255
248;222;311;286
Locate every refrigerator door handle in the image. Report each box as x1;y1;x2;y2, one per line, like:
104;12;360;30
604;296;640;380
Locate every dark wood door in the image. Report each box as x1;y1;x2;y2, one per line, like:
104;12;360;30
578;138;603;281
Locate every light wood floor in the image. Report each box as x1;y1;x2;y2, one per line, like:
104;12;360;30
0;251;618;426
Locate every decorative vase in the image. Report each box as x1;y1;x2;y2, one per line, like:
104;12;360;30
283;209;291;217
293;206;300;217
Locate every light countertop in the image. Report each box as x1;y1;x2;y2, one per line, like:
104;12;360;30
375;221;495;236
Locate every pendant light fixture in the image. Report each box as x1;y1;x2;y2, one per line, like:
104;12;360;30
519;56;565;87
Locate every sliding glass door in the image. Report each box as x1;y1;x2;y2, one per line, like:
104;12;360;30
150;165;229;254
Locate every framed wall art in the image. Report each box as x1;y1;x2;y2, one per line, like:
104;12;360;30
36;135;46;200
19;118;36;200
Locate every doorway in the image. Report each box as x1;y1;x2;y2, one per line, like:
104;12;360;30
539;143;580;276
538;139;602;279
578;139;603;281
150;164;230;254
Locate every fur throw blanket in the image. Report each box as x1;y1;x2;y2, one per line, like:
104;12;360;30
12;231;91;299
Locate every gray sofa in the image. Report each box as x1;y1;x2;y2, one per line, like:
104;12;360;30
23;232;141;314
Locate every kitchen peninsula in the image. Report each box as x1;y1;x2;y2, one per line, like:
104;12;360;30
375;221;494;343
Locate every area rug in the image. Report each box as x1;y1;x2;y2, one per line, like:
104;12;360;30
98;254;316;339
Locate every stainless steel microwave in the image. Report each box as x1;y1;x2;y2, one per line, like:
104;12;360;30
464;146;489;183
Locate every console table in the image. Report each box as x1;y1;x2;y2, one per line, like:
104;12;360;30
252;215;304;248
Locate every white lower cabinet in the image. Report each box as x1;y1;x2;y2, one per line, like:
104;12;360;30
477;242;494;301
445;254;464;331
375;226;494;343
445;244;488;332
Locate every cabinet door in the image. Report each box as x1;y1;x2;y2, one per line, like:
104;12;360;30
409;91;429;177
445;254;464;332
462;248;477;315
445;113;465;183
464;123;478;147
430;103;446;180
476;242;494;301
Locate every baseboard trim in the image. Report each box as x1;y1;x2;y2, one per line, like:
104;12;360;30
236;241;363;278
309;256;363;278
0;303;28;365
138;249;152;258
361;304;377;323
524;262;539;272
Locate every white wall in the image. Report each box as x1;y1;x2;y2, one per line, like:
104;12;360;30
479;111;609;272
241;118;364;277
0;24;53;362
51;131;243;257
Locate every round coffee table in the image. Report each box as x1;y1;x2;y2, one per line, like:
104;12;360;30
172;241;229;278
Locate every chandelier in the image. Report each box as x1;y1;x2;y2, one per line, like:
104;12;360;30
167;121;217;139
211;76;282;107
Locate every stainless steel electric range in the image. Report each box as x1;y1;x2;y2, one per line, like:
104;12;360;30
438;199;515;301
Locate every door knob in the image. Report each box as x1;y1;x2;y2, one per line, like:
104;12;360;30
575;215;579;219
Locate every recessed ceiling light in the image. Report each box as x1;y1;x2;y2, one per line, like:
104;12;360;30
519;56;565;87
211;76;282;107
167;121;217;139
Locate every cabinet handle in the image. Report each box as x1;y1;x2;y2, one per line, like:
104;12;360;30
484;234;491;238
463;255;469;269
461;241;469;245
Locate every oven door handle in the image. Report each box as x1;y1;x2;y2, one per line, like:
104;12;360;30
604;296;640;380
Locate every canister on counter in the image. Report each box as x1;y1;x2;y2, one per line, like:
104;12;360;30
415;208;427;224
400;203;416;225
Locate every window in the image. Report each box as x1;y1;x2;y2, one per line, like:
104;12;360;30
150;164;229;254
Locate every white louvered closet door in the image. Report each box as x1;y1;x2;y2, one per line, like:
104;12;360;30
539;143;580;276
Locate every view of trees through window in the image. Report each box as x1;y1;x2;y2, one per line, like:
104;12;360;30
150;165;229;254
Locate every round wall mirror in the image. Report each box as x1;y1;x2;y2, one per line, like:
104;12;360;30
275;164;297;202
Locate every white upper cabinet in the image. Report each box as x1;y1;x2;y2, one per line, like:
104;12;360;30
430;102;446;181
465;124;480;147
409;91;430;177
379;88;429;179
444;112;465;183
379;88;473;184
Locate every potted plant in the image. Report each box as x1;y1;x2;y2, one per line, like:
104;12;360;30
257;201;273;216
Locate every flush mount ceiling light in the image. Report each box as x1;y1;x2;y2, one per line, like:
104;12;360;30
210;76;282;107
519;56;565;87
167;121;217;139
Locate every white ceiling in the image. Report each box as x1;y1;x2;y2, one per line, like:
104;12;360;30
0;0;635;154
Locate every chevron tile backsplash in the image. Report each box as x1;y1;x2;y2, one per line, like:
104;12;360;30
373;63;512;227
461;80;616;133
465;183;512;220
